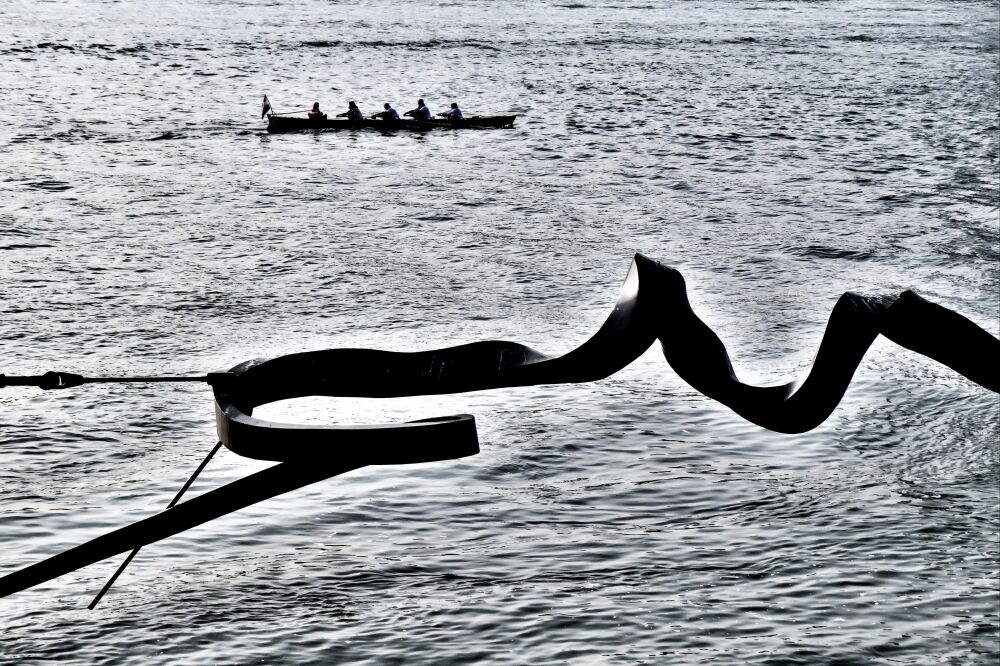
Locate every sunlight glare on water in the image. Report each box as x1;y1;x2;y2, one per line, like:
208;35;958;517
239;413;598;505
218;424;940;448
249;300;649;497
0;0;997;663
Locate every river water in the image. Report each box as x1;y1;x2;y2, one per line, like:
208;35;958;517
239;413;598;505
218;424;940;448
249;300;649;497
1;0;997;663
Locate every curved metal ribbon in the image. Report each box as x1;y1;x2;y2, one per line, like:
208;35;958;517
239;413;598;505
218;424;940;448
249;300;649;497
215;252;998;462
2;254;996;600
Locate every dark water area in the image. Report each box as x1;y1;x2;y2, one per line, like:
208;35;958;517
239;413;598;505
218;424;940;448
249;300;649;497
1;0;998;663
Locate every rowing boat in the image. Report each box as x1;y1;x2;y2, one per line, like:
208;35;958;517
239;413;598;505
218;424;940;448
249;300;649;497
266;114;517;134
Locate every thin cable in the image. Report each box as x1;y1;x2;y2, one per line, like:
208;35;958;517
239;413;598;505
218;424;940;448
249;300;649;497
88;441;224;610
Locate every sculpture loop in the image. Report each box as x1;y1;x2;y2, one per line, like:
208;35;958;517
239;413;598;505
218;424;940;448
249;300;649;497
215;253;999;463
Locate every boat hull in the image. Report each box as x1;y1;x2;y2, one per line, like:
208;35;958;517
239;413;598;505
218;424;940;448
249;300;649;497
266;115;517;133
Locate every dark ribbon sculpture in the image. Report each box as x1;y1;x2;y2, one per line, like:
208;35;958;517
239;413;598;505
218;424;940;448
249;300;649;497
1;254;997;603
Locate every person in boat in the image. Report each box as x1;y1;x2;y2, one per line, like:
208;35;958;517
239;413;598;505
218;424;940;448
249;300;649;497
403;99;432;121
307;102;326;121
336;101;365;122
371;102;400;121
438;102;464;121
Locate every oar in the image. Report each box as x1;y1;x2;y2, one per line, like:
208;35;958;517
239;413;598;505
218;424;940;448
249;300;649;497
88;441;223;610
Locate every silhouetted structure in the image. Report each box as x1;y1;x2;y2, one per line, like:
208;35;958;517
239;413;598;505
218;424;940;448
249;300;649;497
1;254;996;602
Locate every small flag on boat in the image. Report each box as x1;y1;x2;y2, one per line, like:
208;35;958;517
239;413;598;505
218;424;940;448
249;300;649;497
261;95;271;119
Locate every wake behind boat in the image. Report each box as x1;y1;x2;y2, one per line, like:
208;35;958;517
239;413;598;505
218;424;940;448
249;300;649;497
266;114;517;133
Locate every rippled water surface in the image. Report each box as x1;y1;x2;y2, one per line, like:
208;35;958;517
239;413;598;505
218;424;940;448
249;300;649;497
1;0;998;663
